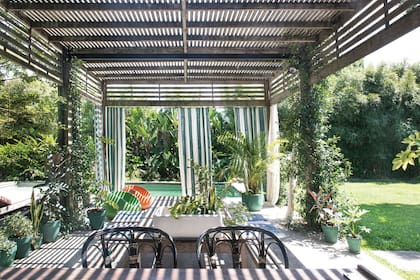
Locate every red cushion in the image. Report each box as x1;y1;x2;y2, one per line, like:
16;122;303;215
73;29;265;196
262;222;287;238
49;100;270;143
0;195;12;207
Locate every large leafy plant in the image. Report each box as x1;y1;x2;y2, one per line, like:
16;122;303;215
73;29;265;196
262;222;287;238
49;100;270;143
218;132;268;194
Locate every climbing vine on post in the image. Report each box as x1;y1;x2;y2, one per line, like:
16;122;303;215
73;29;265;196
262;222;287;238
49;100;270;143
292;47;351;228
60;58;95;232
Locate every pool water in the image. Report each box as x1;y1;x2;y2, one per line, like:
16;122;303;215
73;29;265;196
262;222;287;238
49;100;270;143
128;182;242;197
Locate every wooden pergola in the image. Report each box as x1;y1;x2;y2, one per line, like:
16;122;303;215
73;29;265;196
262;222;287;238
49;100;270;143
0;0;419;193
0;0;418;107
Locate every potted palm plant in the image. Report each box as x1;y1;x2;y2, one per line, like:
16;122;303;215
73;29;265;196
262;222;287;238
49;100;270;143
218;132;268;211
2;212;33;259
342;205;370;253
0;231;17;267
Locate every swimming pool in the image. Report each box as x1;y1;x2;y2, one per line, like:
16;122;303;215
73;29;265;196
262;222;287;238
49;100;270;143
126;182;242;197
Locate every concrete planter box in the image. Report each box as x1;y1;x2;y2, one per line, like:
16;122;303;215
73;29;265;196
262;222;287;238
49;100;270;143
152;206;223;239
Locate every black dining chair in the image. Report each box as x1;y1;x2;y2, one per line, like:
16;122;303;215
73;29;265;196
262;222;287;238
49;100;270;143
196;225;289;269
81;226;177;268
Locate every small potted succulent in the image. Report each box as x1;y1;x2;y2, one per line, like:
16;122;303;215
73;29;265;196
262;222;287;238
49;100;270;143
342;205;370;253
0;231;17;267
2;212;33;259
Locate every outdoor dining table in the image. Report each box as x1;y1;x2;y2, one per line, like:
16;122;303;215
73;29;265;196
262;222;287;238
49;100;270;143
0;267;365;280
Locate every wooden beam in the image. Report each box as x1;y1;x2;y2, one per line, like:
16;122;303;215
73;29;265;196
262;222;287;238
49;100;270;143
312;7;420;84
181;0;188;83
87;65;282;72
72;50;291;62
96;72;275;79
106;99;266;107
6;3;181;11
49;34;317;43
107;79;265;85
6;2;354;11
31;20;332;29
187;3;354;11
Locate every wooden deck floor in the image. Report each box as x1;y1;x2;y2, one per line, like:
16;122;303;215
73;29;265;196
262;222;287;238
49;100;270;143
13;196;179;268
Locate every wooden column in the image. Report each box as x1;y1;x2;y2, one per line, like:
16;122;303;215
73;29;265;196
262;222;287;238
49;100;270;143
58;50;72;148
295;46;320;227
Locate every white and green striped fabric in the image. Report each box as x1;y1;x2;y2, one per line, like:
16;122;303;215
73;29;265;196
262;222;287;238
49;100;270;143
266;104;281;205
178;107;212;196
233;107;268;193
94;105;105;182
233;107;267;140
105;107;126;191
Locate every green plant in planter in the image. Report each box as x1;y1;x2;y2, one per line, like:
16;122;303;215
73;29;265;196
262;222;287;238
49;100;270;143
342;205;370;253
218;132;268;195
2;212;33;258
30;189;44;249
37;152;69;242
169;164;223;218
0;231;17;267
86;181;109;230
309;190;344;244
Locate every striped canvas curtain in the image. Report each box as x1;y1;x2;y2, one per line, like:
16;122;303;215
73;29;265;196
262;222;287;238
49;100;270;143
233;107;267;140
105;107;126;191
178;107;212;196
266;104;281;205
94;105;105;183
233;106;267;192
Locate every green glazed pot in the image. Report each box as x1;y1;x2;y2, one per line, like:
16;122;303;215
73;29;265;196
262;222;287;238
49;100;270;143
0;244;17;267
40;220;61;243
87;209;107;230
244;193;264;212
321;224;339;244
10;236;32;259
346;236;362;254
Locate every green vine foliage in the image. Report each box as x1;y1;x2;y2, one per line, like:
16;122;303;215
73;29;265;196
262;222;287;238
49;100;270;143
60;59;95;233
282;48;352;227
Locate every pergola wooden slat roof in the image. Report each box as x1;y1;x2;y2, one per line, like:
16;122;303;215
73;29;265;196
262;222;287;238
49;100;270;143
0;0;419;106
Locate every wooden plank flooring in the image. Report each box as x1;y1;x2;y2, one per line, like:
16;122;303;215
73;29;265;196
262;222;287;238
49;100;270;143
12;196;178;268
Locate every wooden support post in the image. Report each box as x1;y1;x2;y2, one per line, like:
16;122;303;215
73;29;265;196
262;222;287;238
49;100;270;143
295;46;321;227
58;50;71;148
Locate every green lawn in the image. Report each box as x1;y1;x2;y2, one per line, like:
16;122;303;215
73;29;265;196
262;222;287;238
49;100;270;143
341;181;420;251
340;181;420;280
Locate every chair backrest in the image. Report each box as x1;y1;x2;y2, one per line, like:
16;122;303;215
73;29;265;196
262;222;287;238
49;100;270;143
81;226;177;268
196;225;289;269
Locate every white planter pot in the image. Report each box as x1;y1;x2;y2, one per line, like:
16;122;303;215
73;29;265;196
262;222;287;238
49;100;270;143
152;206;224;239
